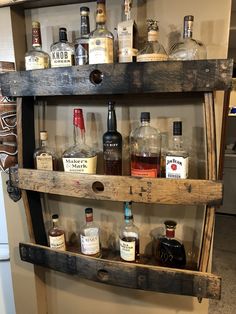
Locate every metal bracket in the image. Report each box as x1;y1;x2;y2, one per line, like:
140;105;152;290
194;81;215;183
6;165;21;202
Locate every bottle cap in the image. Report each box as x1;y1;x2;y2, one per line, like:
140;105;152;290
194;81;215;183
80;6;90;13
85;207;93;214
164;220;176;238
73;108;85;130
184;15;194;22
59;27;68;41
141;112;150;122
39;131;48;141
32;21;40;28
108;101;115;111
173;121;182;136
52;214;59;221
97;0;105;3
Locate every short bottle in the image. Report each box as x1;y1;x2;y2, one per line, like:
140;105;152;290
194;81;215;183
165;121;189;179
50;27;74;67
89;0;114;64
103;101;122;175
137;19;168;62
80;208;101;257
169;15;207;60
157;220;186;268
130;112;161;177
25;21;50;70
74;7;90;65
48;214;66;251
33;130;57;170
119;201;139;262
62;109;97;173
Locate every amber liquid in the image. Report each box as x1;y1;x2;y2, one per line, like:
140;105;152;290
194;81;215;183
131;154;160;177
120;236;140;262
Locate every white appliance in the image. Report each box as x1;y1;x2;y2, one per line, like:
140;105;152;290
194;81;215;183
0;173;16;314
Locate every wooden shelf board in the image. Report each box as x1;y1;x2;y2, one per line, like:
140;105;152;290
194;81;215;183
0;0;95;9
0;59;233;97
16;168;223;205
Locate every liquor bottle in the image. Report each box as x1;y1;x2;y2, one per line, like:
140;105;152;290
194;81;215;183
119;201;139;262
25;21;50;70
103;101;122;175
157;220;186;268
80;207;101;257
165;121;189;179
74;7;90;65
89;0;114;64
137;19;168;62
62;108;97;173
33;130;57;170
117;0;138;63
48;214;66;251
130;112;161;177
50;27;74;68
169;15;207;60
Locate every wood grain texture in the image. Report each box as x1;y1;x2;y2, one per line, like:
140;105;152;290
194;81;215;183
0;0;95;9
0;60;233;97
16;168;223;205
19;242;221;300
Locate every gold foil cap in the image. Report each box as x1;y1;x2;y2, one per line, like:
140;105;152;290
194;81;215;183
32;21;40;28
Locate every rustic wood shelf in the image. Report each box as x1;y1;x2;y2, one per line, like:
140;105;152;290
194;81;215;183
19;242;221;300
15;168;223;205
0;0;95;9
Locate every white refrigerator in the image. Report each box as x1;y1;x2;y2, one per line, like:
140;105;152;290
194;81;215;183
0;173;16;314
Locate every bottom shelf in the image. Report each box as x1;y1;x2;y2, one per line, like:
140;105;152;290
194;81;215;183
19;242;221;300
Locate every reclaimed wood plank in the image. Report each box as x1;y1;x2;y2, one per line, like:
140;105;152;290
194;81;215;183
0;0;95;9
16;169;223;205
0;60;233;97
19;242;221;300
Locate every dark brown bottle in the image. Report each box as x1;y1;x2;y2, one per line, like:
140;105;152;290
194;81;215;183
48;214;66;251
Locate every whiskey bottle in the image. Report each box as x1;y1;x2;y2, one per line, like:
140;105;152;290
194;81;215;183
103;101;122;175
130;112;161;177
157;220;186;268
48;214;66;251
74;7;90;65
137;19;168;62
119;201;139;262
62;109;97;173
50;27;74;67
33;130;57;170
80;208;101;257
25;21;50;70
89;0;114;64
169;15;207;60
165;121;189;179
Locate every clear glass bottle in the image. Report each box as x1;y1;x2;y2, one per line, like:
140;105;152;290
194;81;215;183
25;21;50;70
103;101;122;175
130;112;161;178
169;15;207;60
74;7;90;65
33;130;57;170
50;27;74;68
119;201;139;262
48;214;66;251
80;207;101;257
89;0;114;64
165;121;189;179
137;19;168;62
157;220;186;268
62;108;97;173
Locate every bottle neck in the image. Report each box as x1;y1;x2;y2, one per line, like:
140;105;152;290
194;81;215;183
85;213;93;223
124;203;133;223
172;135;183;150
96;3;106;27
183;20;193;39
73;111;86;145
107;108;117;131
166;228;175;238
147;30;158;42
41;139;47;147
141;120;150;127
52;219;59;229
32;26;42;48
81;15;90;36
124;0;131;21
59;31;68;42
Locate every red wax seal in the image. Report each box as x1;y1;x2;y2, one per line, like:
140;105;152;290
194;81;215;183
171;164;177;171
73;108;85;130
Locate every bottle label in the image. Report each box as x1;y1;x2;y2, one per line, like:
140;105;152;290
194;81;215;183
25;55;49;70
36;154;53;170
137;53;168;62
165;156;189;179
131;168;157;178
51;51;74;67
89;37;113;64
118;19;137;63
49;234;66;251
62;156;97;173
120;239;135;261
75;42;89;65
80;231;99;255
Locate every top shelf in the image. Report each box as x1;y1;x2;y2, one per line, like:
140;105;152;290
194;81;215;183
0;0;95;9
0;59;233;97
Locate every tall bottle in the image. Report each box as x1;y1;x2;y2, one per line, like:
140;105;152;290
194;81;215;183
165;121;189;179
130;112;161;177
80;208;101;257
62;109;97;173
89;0;114;64
74;7;90;65
50;27;74;67
103;101;122;175
48;214;66;251
119;202;139;262
169;15;207;60
117;0;138;63
25;21;50;70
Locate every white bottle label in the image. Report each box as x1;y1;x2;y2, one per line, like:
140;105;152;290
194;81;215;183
25;56;48;70
166;155;189;179
137;53;168;62
120;239;135;261
89;37;113;64
36;154;53;170
62;156;97;173
49;235;66;251
80;231;99;255
51;51;74;67
118;19;137;63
